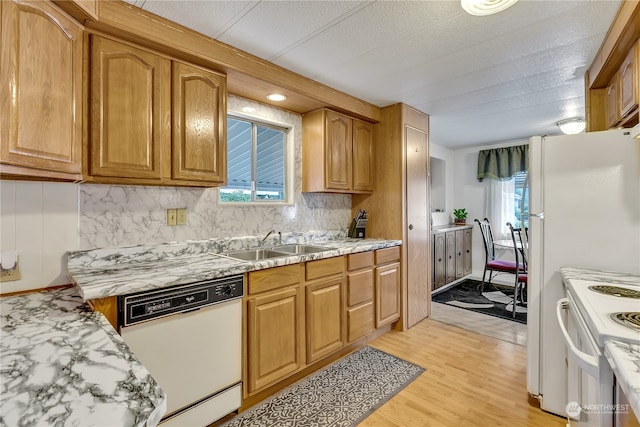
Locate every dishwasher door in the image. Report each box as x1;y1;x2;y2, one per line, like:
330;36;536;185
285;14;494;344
121;297;242;419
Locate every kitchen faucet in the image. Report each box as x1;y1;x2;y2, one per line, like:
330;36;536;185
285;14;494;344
259;230;275;246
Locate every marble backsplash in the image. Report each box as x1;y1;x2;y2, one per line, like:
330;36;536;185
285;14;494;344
79;95;351;249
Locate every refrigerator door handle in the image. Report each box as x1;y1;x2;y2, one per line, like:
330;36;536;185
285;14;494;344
529;212;544;220
556;298;599;378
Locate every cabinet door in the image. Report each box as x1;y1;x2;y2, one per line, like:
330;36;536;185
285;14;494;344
351;119;373;193
246;287;302;394
375;262;400;328
347;302;374;343
433;233;446;289
445;231;456;283
619;44;638;119
605;74;619;128
463;228;473;276
324;110;352;191
1;0;82;178
172;61;227;183
455;230;464;279
90;36;170;179
306;278;344;363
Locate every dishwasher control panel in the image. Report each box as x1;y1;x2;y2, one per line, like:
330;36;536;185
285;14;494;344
120;275;243;326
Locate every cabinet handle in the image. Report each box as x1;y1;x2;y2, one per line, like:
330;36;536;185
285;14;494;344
408;224;414;230
621;62;631;78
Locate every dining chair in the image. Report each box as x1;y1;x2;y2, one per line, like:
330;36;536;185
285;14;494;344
507;222;528;318
474;218;521;294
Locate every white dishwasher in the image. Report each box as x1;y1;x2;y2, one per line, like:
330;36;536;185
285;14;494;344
119;275;243;426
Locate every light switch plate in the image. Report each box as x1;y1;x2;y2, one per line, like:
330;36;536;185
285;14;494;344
177;208;187;225
167;209;177;226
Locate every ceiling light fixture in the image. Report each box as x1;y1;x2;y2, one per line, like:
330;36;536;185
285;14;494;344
266;93;287;102
461;0;518;16
556;118;586;135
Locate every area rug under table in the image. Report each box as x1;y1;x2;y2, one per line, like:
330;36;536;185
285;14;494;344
432;279;527;324
222;346;425;427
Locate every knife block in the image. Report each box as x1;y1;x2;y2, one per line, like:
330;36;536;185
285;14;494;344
348;218;367;238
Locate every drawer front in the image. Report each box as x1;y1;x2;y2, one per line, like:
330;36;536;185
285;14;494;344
347;251;374;271
347;269;374;306
248;264;300;294
305;256;345;281
347;302;374;343
375;246;400;265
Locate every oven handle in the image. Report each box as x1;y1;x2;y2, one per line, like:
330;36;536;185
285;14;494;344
556;298;599;378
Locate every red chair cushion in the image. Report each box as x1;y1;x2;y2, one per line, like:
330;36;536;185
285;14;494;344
487;259;520;271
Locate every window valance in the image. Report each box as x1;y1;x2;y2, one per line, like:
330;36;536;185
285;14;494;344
477;144;528;181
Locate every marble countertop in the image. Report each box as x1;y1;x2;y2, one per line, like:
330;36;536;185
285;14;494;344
68;236;402;301
605;341;640;420
0;287;167;426
561;267;640;420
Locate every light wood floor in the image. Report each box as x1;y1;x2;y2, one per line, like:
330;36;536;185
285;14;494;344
429;301;528;346
359;317;565;427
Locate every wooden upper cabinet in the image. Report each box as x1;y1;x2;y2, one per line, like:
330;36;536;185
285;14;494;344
352;119;374;192
172;62;226;183
87;35;228;187
0;0;83;180
90;35;169;180
605;74;619;129
302;108;374;194
325;110;352;191
619;41;638;120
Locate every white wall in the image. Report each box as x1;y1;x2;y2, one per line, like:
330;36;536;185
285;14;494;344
452;139;529;280
0;181;79;293
429;142;455;218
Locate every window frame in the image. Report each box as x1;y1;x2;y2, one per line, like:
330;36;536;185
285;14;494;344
219;112;293;205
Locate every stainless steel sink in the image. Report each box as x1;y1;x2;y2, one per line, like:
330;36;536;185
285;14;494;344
222;248;290;261
273;244;335;254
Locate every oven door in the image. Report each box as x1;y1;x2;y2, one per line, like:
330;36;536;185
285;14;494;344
557;295;613;427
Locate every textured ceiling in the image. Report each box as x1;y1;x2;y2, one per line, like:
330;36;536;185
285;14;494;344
125;0;621;148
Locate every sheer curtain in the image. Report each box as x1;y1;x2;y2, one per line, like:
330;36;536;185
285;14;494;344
484;178;516;240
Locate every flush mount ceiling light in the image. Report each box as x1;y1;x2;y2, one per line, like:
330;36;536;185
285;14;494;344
266;93;287;102
461;0;518;16
557;118;586;135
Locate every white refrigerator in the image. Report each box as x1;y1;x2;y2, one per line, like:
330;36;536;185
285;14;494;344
526;128;640;417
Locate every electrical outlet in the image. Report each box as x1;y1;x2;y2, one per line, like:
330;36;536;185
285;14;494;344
0;252;21;282
167;209;177;226
177;208;187;225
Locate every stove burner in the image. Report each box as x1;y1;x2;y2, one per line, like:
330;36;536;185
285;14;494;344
610;312;640;331
588;285;640;299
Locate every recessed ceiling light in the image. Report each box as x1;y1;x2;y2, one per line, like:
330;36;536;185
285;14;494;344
266;93;287;102
461;0;518;16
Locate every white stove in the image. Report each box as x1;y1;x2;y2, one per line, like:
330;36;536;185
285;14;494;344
565;280;640;348
558;272;640;427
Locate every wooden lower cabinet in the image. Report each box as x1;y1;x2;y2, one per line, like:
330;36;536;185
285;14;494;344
432;226;472;291
346;252;375;343
306;278;345;363
375;262;401;328
244;248;400;399
347;302;374;342
246;286;303;394
432;232;446;289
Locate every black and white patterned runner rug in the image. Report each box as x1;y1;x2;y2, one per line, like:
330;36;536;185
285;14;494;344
222;346;425;427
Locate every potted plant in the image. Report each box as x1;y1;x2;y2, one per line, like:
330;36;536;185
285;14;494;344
453;208;467;225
